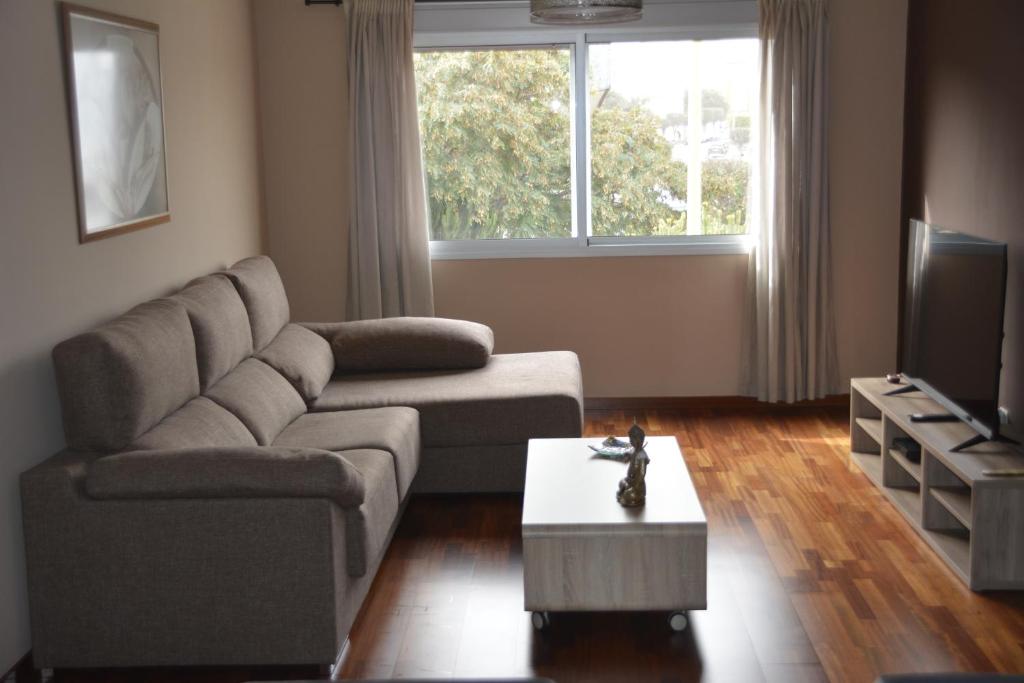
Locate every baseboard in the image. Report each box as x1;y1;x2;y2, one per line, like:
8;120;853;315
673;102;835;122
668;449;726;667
585;394;850;412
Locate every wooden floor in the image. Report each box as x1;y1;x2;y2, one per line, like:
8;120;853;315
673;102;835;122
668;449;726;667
42;408;1024;682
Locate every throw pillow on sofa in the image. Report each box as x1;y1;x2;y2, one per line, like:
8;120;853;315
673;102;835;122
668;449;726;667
312;317;494;372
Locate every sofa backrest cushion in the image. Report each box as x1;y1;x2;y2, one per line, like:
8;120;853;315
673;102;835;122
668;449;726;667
131;397;258;450
173;274;253;391
205;358;306;445
223;256;290;352
52;299;200;452
255;324;334;402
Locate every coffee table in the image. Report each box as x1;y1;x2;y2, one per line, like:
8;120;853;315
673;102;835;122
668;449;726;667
522;436;707;631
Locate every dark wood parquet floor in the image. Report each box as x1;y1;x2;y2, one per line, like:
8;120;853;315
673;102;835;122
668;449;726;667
38;408;1024;683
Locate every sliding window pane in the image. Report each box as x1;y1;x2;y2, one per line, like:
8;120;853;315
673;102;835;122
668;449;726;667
589;41;689;237
589;39;757;237
414;47;573;241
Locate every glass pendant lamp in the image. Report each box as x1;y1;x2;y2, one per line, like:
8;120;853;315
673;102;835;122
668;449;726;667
530;0;643;25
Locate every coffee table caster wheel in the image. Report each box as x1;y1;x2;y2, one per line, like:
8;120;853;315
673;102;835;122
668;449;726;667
531;611;551;631
669;611;688;632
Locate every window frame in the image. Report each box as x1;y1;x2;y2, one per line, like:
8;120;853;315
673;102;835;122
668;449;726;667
414;20;759;261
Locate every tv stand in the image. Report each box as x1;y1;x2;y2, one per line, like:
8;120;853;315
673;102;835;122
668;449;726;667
850;377;1024;590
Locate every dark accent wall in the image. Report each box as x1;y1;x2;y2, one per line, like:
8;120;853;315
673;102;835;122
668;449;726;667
900;0;1024;440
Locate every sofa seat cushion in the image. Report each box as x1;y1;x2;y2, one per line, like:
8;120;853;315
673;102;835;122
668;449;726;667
85;446;365;508
131;397;257;450
274;407;420;499
256;324;334;402
52;299;200;452
223;256;290;352
205;358;306;446
174;274;254;391
334;449;400;577
310;352;584;448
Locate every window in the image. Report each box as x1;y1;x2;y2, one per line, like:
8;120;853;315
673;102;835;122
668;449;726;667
415;47;574;241
589;39;757;238
413;27;758;258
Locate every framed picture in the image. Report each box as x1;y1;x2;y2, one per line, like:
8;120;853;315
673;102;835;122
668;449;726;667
61;3;170;243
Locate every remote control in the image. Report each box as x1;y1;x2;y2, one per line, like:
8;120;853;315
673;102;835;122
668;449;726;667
909;413;960;423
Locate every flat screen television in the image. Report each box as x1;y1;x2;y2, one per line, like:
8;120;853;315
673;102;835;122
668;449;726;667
900;219;1009;450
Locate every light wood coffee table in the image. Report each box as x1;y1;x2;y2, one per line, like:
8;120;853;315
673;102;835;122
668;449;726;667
522;436;707;632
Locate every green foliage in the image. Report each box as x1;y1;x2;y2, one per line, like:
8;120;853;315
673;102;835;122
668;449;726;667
415;50;749;240
661;111;687;130
415;49;572;239
702;159;750;234
730;127;751;147
657;90;729;127
590;100;688;236
730;114;751;149
700;90;729;124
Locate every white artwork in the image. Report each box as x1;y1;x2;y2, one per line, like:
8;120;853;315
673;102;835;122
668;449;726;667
63;4;169;241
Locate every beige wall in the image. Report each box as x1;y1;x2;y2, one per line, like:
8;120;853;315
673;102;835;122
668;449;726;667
254;0;908;398
434;256;750;396
253;0;349;322
0;0;263;669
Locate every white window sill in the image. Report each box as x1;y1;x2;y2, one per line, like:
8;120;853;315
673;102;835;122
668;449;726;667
429;235;754;261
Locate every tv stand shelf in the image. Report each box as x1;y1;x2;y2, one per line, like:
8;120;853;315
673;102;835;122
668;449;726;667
850;378;1024;590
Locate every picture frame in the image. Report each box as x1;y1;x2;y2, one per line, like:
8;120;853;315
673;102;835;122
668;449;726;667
61;3;170;243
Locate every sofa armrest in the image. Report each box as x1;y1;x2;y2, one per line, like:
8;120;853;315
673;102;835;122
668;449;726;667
300;317;494;372
85;447;365;508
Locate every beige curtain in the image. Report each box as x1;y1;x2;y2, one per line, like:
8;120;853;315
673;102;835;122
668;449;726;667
346;0;434;319
743;0;839;402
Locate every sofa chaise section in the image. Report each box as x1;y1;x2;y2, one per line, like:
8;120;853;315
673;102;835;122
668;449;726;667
309;349;584;493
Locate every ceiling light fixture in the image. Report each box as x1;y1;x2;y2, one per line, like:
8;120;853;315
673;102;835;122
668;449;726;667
530;0;643;25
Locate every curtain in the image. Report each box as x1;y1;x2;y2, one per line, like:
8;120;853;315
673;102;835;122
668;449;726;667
743;0;839;402
346;0;434;319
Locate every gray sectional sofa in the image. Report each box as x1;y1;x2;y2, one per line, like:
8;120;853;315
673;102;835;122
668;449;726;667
20;256;583;671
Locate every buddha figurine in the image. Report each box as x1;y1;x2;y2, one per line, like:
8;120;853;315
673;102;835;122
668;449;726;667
617;422;650;508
